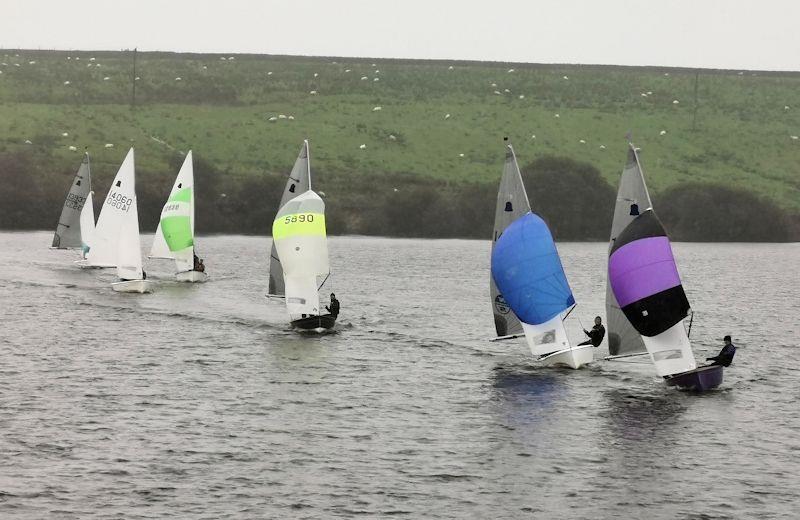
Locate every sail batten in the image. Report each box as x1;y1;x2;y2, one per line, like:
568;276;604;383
490;144;531;337
269;141;311;296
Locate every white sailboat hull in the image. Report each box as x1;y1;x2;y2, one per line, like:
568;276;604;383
111;279;154;293
176;270;208;283
539;344;595;369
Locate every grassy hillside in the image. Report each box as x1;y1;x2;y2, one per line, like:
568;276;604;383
0;49;798;238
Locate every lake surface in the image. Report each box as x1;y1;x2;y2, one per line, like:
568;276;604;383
1;232;798;519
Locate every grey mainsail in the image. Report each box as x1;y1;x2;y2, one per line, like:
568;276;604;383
52;153;91;249
605;143;653;356
268;140;311;296
490;144;532;337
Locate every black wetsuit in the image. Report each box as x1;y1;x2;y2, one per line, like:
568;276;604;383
326;298;340;318
707;343;736;367
578;324;605;347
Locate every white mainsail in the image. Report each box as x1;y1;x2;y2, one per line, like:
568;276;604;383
605;143;653;357
53;153;92;250
269;141;311;296
490;144;531;338
272;190;329;320
149;151;195;273
87;148;136;268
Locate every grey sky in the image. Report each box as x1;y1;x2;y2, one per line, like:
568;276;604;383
3;0;799;71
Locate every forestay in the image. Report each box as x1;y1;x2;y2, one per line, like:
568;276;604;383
490;144;531;337
271;190;329;319
491;212;576;356
87;148;136;267
52;153;92;249
150;151;195;273
608;209;696;376
269;141;311;296
605;144;652;356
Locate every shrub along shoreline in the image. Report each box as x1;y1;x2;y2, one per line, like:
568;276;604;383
1;149;796;242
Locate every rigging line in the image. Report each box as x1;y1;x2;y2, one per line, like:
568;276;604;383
318;272;331;291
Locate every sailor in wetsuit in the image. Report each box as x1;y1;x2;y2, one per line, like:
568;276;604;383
706;335;737;366
326;293;340;318
578;316;606;347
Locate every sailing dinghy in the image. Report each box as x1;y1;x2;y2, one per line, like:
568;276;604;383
149;151;207;282
606;142;722;391
87;148;152;293
271;189;335;333
268;140;311;298
489;143;593;369
52;152;96;264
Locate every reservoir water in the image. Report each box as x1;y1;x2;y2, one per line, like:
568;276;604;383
1;232;798;519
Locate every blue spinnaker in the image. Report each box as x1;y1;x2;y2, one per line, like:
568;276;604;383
491;212;575;325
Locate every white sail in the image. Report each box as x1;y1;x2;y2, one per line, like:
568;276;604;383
272;190;329;320
116;198;144;281
522;313;572;357
269;141;311;296
642;323;697;376
87;148;136;267
52;153;92;249
149;151;195;273
79;191;95;258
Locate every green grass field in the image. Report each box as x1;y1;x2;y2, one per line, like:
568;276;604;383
0;49;798;214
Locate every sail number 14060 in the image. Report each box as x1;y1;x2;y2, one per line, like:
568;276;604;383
106;191;133;212
284;213;314;224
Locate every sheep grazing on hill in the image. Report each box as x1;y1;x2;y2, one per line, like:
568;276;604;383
519;95;525;99
554;113;560;118
24;140;32;144
314;73;319;77
373;77;380;82
63;80;70;85
563;75;569;80
507;68;515;73
62;132;68;137
104;143;114;148
493;91;501;95
448;66;454;70
579;139;586;144
175;77;181;81
791;135;799;140
359;144;366;149
660;130;667;135
372;106;382;112
278;114;287;119
361;76;368;81
268;116;278;122
444;113;450;119
672;100;679;104
345;69;351;73
309;90;318;95
69;146;77;151
599;145;606;150
103;77;110;81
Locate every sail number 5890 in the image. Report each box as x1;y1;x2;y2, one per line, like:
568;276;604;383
284;213;314;224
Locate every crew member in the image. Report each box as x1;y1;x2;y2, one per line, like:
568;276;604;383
706;335;737;366
326;293;340;318
578;316;605;347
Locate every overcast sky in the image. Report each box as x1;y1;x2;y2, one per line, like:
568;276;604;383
2;0;799;71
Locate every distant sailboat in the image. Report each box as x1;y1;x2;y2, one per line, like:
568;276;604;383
149;151;207;282
489;142;594;369
268;140;311;297
271;189;335;333
52;152;95;261
606;142;722;391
